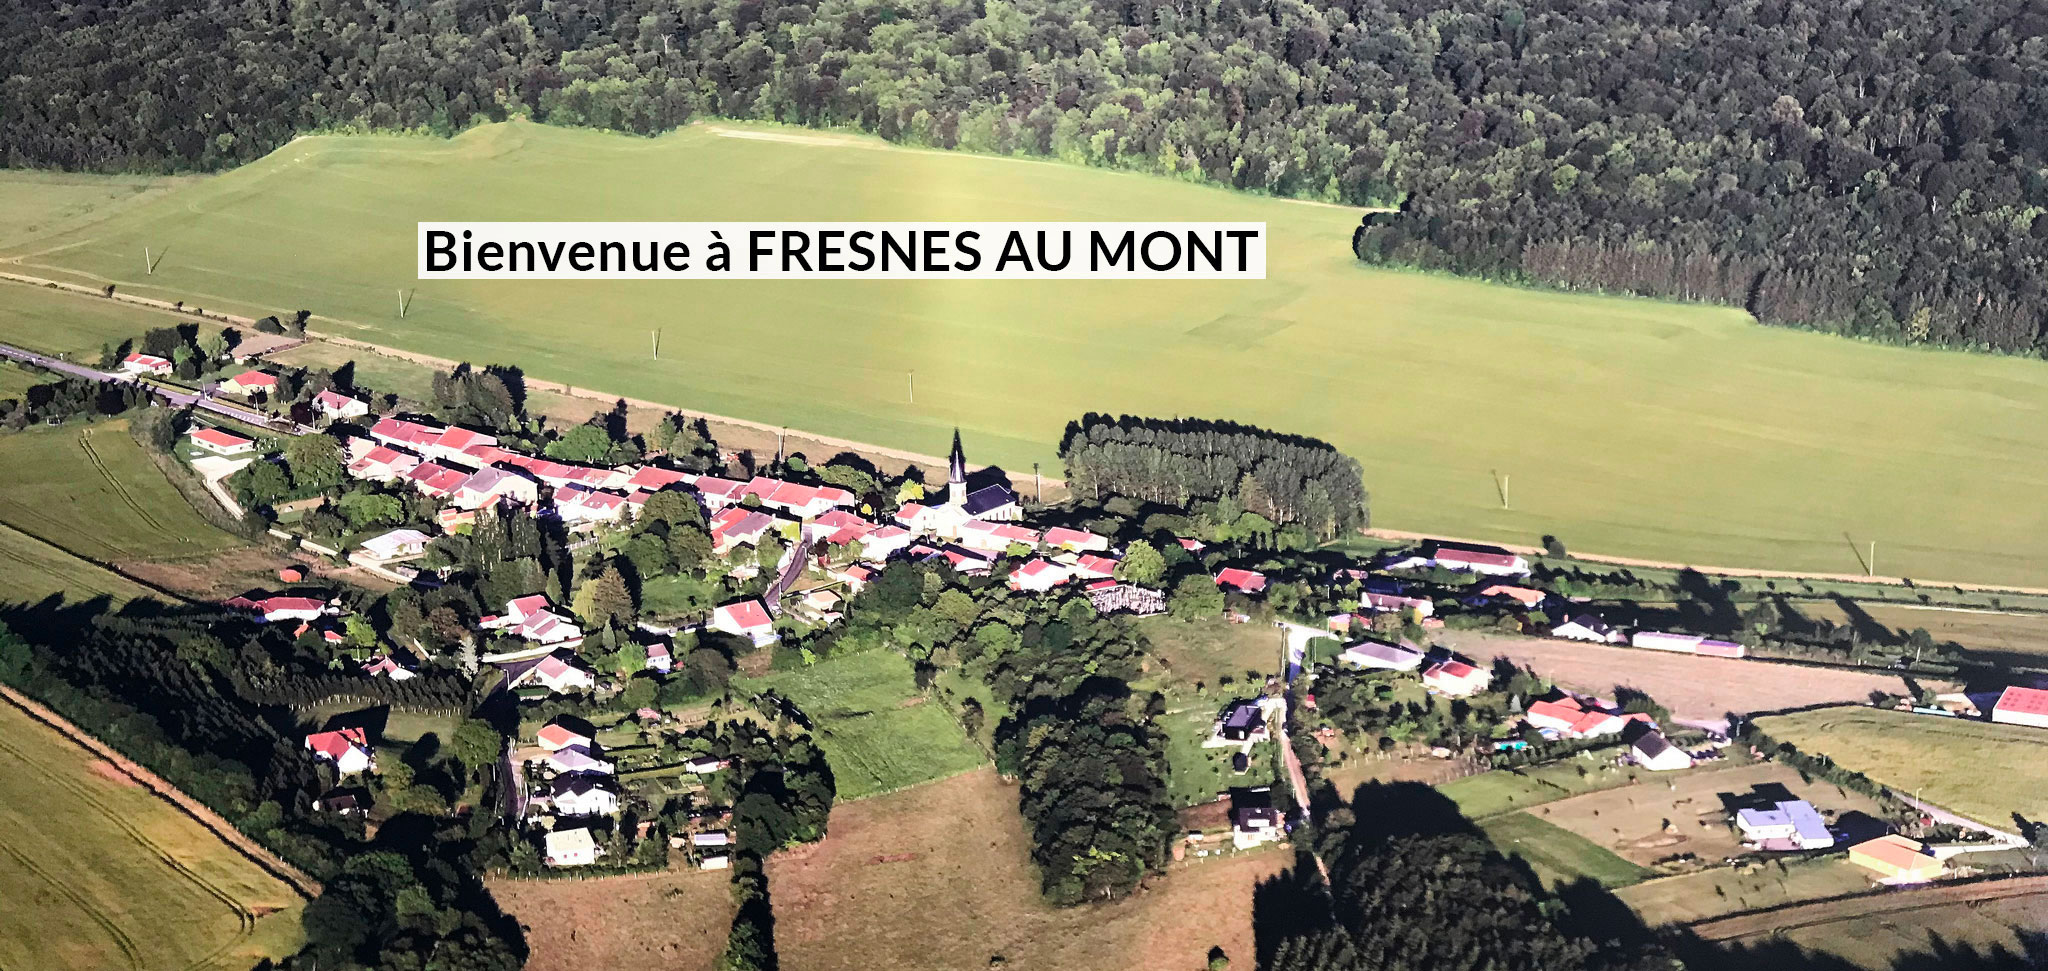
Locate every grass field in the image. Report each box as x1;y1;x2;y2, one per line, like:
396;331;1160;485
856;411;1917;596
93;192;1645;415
738;650;984;800
1526;761;1887;867
6;122;2048;586
1478;811;1650;889
0;282;181;358
489;866;734;971
767;766;1289;971
1753;706;2048;826
1714;890;2048;969
1437;753;1670;819
0;700;302;971
1615;857;1876;927
0;523;159;607
0;420;245;563
0;171;187;251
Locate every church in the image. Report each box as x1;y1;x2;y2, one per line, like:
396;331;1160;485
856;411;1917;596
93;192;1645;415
899;430;1021;538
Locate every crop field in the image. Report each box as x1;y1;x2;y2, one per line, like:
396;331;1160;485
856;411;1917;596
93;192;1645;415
0;523;159;607
1615;856;1876;927
738;650;984;800
1753;706;2048;825
0;699;303;971
1437;753;1679;819
0;421;245;563
1793;600;2048;667
1524;761;1887;868
1437;631;1936;723
767;766;1289;971
0;281;180;358
1478;811;1649;889
1693;884;2048;970
4;124;2048;585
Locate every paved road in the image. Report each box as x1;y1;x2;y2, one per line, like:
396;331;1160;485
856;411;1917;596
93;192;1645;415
0;342;304;433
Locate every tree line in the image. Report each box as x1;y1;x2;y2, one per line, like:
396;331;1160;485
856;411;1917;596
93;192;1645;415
12;0;2047;354
1060;414;1369;541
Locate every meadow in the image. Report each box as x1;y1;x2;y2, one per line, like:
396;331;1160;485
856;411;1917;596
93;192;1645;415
1753;706;2048;826
1478;811;1649;890
0;523;160;607
737;649;985;800
0;700;303;971
4;123;2048;586
0;420;246;563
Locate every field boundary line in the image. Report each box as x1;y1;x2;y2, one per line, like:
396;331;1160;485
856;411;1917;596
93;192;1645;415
9;269;2048;596
1682;873;2048;942
0;521;188;604
0;684;322;898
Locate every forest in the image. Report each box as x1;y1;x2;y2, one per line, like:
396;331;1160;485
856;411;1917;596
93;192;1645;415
5;0;2048;353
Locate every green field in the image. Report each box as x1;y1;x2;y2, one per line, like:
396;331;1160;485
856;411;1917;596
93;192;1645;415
0;171;186;251
1478;811;1650;890
0;700;303;971
0;282;180;358
6;122;2048;585
0;523;160;607
1753;706;2048;826
739;649;985;800
0;421;245;562
1437;754;1662;819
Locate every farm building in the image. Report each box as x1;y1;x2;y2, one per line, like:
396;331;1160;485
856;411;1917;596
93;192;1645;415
1735;799;1835;850
1384;541;1530;576
683;756;730;774
1338;639;1424;672
536;721;593;752
1207;699;1273;747
710;599;777;645
544;827;602;867
1215;568;1268;594
1990;686;2048;729
1477;584;1546;607
1421;659;1491;697
1551;614;1625;644
1042;526;1110;552
1361;591;1434;617
1847;835;1943;883
1627;729;1693;771
121;352;173;375
188;427;257;456
357;528;430;560
1631;630;1748;657
305;728;375;775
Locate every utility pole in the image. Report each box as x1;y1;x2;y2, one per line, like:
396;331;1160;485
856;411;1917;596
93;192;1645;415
1870;541;1877;577
1492;469;1510;509
144;246;153;275
777;427;786;464
907;370;915;405
397;288;413;319
1033;462;1041;503
651;328;660;360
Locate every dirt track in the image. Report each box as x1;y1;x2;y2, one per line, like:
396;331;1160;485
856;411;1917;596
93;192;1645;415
1687;875;2048;942
0;683;320;898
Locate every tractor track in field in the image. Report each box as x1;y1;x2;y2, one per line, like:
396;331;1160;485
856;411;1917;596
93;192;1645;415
0;839;144;970
76;428;171;537
0;729;261;971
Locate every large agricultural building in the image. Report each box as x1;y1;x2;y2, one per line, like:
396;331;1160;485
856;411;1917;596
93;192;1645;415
1990;686;2048;729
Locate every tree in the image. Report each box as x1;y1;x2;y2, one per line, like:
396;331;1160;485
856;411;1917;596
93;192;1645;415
1169;574;1225;620
285;434;345;492
574;565;635;628
337;491;403;529
546;423;614;464
959;697;985;738
449;719;501;778
1116;540;1166;586
240;460;292;506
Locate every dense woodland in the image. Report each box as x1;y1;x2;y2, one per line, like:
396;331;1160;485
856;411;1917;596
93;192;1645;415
1061;415;1369;541
7;0;2048;352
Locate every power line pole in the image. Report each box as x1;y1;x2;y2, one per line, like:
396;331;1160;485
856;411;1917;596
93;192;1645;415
651;328;660;360
397;288;413;318
907;370;915;405
1870;541;1877;577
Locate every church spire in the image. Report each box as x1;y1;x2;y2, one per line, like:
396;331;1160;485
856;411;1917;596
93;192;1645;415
948;429;968;506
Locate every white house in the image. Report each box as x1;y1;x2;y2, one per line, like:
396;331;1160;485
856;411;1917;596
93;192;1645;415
361;655;416;681
305;728;375;775
682;756;729;775
1042;527;1110;553
549;775;621;816
1230;787;1285;850
1523;696;1648;738
1629;729;1693;771
1384;541;1530;577
524;654;595;694
1421;659;1492;697
690;831;732;847
358;528;431;560
121;352;173;375
1551;615;1624;644
1009;558;1072;592
645;641;673;674
710;600;777;646
189;427;257;456
482;595;584;646
544;827;602;867
220;370;280;397
313;390;370;421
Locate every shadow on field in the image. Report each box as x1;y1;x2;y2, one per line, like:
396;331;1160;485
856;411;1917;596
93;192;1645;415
1675;930;2048;971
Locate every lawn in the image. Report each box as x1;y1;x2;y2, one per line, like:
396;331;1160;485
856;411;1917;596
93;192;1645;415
1156;691;1280;808
1137;615;1284;688
738;649;985;800
1478;811;1650;890
1614;856;1876;927
5;122;2048;586
0;171;188;251
1753;706;2048;826
767;766;1290;971
0;281;177;358
0;700;303;971
1437;751;1663;819
0;420;246;563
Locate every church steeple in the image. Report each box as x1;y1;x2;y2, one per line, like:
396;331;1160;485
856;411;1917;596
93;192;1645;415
948;429;968;506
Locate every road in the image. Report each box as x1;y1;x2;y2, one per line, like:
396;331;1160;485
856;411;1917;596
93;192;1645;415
0;342;305;433
1274;619;1332;885
1898;791;2027;847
